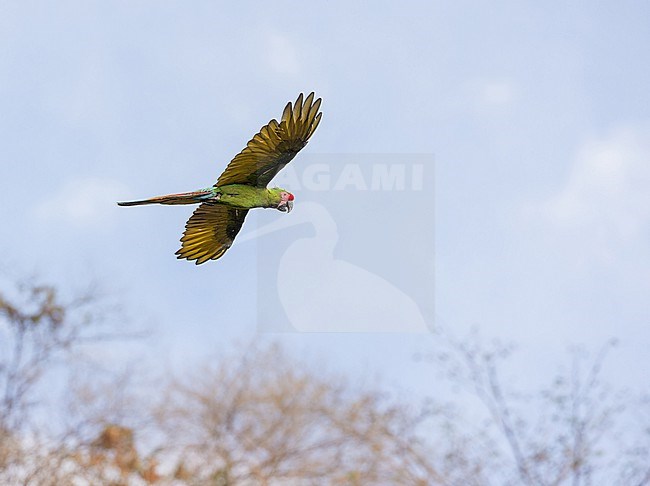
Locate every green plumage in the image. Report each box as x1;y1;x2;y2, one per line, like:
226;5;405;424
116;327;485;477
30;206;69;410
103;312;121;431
117;93;322;264
212;185;286;209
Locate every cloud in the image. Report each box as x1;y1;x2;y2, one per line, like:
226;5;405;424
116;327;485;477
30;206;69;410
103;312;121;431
266;32;300;75
532;124;650;257
34;177;129;228
465;79;518;108
480;80;517;105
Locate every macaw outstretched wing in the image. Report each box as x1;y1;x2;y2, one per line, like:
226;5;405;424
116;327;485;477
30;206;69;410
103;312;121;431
215;92;322;188
175;203;248;265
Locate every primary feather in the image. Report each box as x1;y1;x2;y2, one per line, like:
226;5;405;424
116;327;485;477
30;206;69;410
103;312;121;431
175;204;249;265
216;92;322;188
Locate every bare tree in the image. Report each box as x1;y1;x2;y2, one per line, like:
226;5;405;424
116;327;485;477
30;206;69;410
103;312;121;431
419;330;650;486
0;276;145;485
0;277;121;432
153;342;440;485
3;274;648;485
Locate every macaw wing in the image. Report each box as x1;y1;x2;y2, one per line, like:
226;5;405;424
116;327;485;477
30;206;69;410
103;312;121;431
216;92;322;188
175;203;248;265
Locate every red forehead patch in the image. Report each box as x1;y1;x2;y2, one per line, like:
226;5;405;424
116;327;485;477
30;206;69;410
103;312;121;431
288;193;295;201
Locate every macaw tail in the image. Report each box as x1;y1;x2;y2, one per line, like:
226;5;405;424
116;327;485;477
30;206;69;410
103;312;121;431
117;189;214;207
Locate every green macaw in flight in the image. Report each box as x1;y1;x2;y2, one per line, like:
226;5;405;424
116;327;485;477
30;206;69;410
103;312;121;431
118;92;322;264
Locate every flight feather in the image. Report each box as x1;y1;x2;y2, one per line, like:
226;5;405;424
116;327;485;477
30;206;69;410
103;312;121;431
216;92;322;188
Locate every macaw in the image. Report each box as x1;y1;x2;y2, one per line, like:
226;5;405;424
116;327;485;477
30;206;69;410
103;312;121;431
118;93;322;264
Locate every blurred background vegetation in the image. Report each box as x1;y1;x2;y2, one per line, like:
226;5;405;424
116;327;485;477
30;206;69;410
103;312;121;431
1;275;648;485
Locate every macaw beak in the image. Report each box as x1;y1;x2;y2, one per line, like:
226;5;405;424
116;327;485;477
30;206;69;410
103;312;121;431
278;200;293;213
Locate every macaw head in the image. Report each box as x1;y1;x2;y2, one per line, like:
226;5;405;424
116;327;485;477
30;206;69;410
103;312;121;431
270;187;295;213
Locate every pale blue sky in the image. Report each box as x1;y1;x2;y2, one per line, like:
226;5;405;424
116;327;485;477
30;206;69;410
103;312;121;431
1;1;648;400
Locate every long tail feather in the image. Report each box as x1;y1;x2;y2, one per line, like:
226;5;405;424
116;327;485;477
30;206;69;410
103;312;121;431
117;190;214;207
